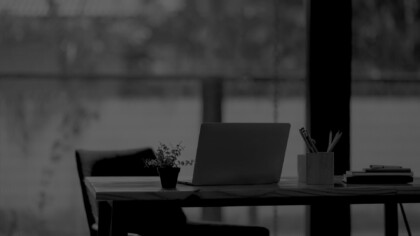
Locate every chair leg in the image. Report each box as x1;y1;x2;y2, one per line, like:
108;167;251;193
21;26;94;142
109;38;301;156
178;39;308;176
98;201;112;236
112;202;130;236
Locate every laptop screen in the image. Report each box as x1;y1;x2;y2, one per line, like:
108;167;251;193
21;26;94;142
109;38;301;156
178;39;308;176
189;123;291;186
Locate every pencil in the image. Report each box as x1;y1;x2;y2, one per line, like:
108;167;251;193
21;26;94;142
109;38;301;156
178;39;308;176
329;130;332;145
327;131;342;152
327;130;332;152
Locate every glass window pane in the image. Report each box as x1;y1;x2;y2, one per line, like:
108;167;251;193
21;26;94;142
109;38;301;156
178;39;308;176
352;0;420;234
0;1;305;235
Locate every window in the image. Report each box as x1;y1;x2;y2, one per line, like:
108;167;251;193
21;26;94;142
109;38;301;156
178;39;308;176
352;1;420;234
0;1;306;235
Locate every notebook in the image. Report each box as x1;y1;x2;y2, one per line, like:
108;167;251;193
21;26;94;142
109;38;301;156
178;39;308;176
178;122;291;186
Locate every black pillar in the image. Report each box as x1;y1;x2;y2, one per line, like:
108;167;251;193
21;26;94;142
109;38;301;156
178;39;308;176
202;78;223;123
306;0;351;174
201;78;223;221
306;0;352;235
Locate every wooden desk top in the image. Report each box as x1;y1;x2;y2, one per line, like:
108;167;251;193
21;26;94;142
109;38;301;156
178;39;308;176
85;176;420;207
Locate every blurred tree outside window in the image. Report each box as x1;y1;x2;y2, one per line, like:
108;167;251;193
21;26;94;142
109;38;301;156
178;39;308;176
353;0;420;77
0;0;305;76
0;1;306;236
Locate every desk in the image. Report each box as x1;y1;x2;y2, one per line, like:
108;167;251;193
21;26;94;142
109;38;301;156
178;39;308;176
85;176;420;236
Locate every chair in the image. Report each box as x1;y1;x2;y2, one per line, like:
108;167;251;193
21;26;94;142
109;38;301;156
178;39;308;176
75;147;270;236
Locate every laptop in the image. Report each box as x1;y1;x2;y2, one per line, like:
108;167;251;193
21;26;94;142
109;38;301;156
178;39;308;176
178;122;291;186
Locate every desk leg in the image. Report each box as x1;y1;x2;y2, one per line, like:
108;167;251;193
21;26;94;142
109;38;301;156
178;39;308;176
98;201;112;236
384;202;398;236
307;204;351;236
111;202;128;236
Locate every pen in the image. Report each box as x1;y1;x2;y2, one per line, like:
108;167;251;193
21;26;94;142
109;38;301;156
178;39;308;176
303;129;319;153
300;128;318;153
299;128;315;153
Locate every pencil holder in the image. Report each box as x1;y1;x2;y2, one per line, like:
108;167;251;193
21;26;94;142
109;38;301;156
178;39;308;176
298;152;334;185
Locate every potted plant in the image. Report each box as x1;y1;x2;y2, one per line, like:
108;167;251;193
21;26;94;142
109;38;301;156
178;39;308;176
145;142;193;189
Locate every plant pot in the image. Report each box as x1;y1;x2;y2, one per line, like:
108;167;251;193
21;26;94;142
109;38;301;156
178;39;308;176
157;167;180;189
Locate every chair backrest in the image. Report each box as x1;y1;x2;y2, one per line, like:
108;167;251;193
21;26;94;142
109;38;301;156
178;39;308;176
75;147;159;236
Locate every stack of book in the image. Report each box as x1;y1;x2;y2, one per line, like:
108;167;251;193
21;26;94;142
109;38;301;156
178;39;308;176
343;165;414;184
